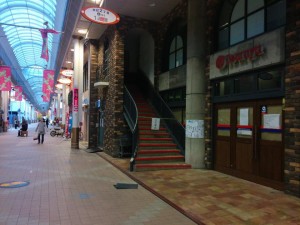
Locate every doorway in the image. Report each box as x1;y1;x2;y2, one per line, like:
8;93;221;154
214;98;284;189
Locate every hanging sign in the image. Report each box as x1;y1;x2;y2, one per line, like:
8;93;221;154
81;7;120;25
0;66;12;91
14;86;23;101
73;88;78;112
61;69;74;77
151;118;160;130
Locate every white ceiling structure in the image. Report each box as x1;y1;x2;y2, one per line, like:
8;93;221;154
0;0;181;112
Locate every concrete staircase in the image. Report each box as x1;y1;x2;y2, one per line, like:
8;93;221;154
131;89;191;171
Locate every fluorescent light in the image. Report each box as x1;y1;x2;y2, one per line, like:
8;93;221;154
70;49;74;51
78;29;88;34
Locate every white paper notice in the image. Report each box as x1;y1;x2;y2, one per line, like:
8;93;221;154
263;114;280;129
151;118;160;130
186;120;204;138
240;108;249;125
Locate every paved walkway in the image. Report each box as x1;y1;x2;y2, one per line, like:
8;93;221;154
1;123;300;225
0;124;195;225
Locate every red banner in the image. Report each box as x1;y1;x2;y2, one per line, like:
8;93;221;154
14;86;23;101
0;66;12;91
73;88;78;112
39;29;59;62
43;69;54;95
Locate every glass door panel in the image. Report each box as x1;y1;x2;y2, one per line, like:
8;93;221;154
217;108;230;136
261;105;282;141
236;107;253;138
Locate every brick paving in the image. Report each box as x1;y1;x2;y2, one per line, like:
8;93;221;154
0;124;195;225
1;123;300;225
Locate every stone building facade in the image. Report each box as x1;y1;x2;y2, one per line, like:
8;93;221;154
86;0;300;197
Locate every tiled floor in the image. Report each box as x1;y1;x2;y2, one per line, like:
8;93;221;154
1;124;300;225
98;150;300;225
0;124;195;225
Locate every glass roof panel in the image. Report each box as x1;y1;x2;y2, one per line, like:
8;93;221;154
0;0;68;110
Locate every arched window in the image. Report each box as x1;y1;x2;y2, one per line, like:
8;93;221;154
169;35;184;69
162;18;186;72
218;0;286;50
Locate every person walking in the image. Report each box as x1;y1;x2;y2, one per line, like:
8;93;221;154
14;118;18;129
35;119;46;144
46;118;49;128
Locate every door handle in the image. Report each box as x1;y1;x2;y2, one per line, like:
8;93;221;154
253;125;258;159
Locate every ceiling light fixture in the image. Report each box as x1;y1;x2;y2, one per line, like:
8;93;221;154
58;77;72;85
78;29;88;34
149;3;156;7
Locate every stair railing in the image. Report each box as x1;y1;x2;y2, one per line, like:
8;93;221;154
123;86;139;171
137;74;185;153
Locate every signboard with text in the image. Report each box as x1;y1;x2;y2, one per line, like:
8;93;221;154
81;7;120;25
73;88;78;112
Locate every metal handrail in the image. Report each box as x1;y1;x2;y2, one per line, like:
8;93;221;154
123;86;139;171
137;74;185;153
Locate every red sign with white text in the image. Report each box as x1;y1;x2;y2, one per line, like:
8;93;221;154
73;88;78;112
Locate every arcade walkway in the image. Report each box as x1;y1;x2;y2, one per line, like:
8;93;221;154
0;123;300;225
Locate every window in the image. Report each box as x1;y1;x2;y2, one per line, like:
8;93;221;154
162;18;187;72
169;36;184;70
213;68;284;100
218;0;286;50
83;63;88;92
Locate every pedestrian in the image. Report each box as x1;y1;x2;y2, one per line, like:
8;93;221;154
46;118;49;128
14;118;18;129
35;119;46;144
18;118;28;136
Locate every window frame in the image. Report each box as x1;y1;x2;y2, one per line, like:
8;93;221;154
218;0;286;51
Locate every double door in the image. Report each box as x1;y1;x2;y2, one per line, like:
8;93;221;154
214;99;283;189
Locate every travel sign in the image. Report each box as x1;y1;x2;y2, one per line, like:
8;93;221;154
81;7;120;25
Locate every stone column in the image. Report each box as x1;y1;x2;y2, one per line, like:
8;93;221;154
185;0;206;168
61;84;66;125
71;37;84;149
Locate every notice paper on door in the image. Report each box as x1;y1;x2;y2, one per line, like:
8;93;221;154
263;114;280;129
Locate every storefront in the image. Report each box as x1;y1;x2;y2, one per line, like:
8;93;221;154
210;28;285;189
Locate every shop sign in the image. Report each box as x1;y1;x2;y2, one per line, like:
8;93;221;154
216;45;264;70
210;27;285;79
81;7;120;25
61;69;74;77
73;88;78;112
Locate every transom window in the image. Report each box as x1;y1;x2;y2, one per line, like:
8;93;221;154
218;0;286;50
169;35;183;70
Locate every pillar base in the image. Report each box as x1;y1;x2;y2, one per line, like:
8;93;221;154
71;127;79;149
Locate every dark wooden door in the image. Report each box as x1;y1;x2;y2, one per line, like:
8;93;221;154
214;99;284;189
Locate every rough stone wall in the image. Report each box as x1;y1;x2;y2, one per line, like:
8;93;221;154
95;16;159;156
284;0;300;197
88;40;99;149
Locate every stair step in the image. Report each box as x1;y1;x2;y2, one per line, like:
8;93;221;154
140;138;172;141
135;163;191;171
139;143;176;147
138;149;181;156
139;127;166;131
135;155;184;164
139;132;169;136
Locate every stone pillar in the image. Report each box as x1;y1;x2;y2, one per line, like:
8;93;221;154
57;90;61;120
185;0;206;168
61;84;66;125
71;37;83;149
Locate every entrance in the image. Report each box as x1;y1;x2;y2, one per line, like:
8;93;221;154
214;99;284;189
